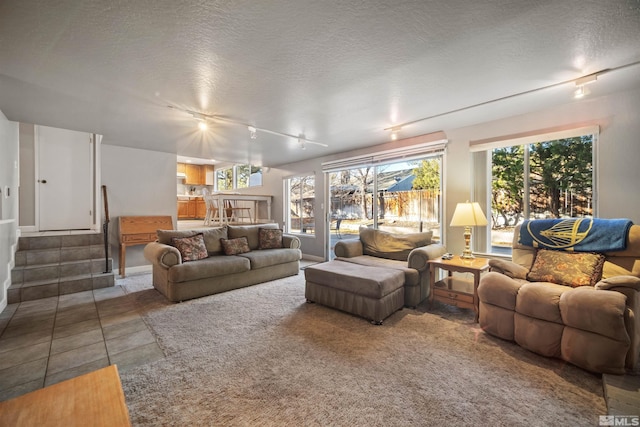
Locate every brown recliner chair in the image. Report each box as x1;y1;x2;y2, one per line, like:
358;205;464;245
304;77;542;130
478;223;640;374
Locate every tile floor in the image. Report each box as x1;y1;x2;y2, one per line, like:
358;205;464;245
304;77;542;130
0;284;165;402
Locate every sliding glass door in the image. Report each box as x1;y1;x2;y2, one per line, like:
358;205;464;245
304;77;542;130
326;156;442;259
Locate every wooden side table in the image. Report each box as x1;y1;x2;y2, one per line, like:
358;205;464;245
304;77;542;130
428;256;490;322
119;215;173;277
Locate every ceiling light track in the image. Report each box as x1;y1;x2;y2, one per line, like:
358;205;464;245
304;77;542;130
384;60;640;133
168;105;328;148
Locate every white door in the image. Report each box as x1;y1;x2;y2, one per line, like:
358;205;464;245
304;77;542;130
37;125;93;231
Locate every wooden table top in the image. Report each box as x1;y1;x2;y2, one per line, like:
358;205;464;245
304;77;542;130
0;365;131;427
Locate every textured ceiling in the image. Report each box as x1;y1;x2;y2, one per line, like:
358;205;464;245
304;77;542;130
1;0;639;167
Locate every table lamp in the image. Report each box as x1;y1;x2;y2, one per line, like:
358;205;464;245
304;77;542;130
450;201;488;259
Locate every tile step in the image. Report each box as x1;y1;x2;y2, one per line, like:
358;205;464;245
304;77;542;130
8;273;115;304
12;259;113;284
14;245;111;267
17;234;105;251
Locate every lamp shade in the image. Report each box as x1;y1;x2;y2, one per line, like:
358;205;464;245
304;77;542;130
450;201;488;227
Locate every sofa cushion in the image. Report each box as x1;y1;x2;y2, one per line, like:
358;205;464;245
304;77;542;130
171;233;208;262
335;255;420;286
238;248;301;269
559;286;629;342
221;237;251;255
527;249;605;287
229;224;279;250
478;271;527;310
516;282;570;324
167;255;250;282
258;228;283;249
157;227;228;255
359;227;433;261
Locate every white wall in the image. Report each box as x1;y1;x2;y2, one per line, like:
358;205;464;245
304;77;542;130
0;109;20;312
263;87;640;259
101;144;176;274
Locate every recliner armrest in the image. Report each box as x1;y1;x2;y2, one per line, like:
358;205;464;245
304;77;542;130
334;239;364;258
408;244;447;271
595;275;640;292
144;241;182;268
488;259;529;280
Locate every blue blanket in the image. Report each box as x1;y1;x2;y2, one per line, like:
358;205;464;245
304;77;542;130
519;218;633;252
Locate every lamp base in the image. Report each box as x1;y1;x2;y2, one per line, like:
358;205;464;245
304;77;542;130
459;250;475;260
460;226;474;259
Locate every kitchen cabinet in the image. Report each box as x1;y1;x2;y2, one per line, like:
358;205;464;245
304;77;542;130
177;163;214;186
185;164;202;185
195;199;207;218
203;165;214;185
177;197;205;219
183;164;214;185
177;200;191;219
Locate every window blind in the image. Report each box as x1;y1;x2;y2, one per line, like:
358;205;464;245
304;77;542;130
321;139;448;172
469;125;599;153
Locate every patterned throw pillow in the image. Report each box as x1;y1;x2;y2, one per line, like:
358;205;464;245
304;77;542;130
526;249;605;287
259;228;283;249
171;233;209;262
220;237;251;255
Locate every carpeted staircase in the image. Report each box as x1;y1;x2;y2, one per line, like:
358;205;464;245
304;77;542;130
8;233;114;303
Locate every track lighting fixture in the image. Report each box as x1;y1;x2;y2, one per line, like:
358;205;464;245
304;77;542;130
169;105;328;148
574;73;597;99
380;64;640;136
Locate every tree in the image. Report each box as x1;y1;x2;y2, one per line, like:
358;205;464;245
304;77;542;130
491;146;524;226
529;136;592;218
354;167;372;219
412;159;440;190
491;136;593;225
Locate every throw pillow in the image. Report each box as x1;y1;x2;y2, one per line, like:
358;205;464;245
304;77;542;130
259;228;283;249
171;233;209;262
526;249;605;287
220;237;251;255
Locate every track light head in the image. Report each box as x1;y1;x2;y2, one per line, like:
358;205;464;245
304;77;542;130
390;126;402;141
248;126;257;139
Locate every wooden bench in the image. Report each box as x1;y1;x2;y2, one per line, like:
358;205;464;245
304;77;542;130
0;365;131;426
119;215;173;277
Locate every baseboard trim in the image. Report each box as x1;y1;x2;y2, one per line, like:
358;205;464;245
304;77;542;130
302;254;324;262
119;265;152;278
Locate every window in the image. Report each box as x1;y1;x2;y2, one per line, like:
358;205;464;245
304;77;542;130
328;158;442;238
215;164;262;191
236;164;250;189
216;168;233;191
472;126;597;255
325;153;444;258
286;175;315;235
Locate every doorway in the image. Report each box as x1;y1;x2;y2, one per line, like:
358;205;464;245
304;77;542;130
36;125;95;231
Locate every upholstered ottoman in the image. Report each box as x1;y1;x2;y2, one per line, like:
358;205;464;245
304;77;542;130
304;260;405;324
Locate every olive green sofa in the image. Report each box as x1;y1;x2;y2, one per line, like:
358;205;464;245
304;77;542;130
144;224;301;302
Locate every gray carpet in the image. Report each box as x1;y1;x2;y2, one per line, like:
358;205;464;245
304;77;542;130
117;271;606;426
